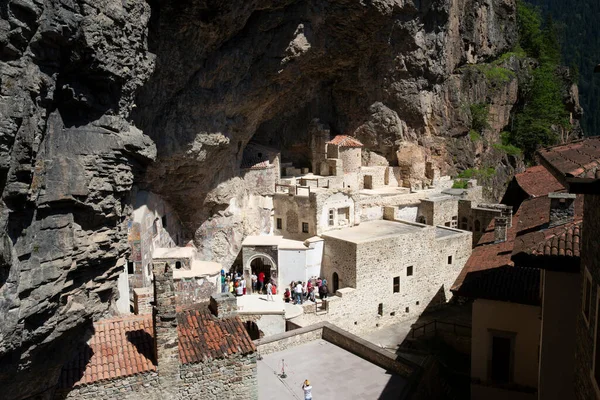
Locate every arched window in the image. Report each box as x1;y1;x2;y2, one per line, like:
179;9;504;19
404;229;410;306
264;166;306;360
332;272;339;293
460;217;468;230
474;220;481;232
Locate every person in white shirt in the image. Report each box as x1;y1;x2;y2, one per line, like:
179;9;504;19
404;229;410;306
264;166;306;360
235;278;244;296
266;281;274;301
294;282;303;305
251;272;258;292
302;379;312;400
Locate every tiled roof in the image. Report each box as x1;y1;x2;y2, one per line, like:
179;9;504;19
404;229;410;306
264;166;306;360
537;137;600;180
514;221;582;258
178;308;256;364
456;266;541;306
514;165;564;197
326;135;364;147
452;193;584;292
58;307;255;389
59;316;156;389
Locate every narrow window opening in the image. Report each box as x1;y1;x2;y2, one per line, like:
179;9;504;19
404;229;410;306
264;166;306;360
302;222;309;233
393;277;400;293
276;218;282;230
448;256;453;264
407;266;413;276
378;303;383;316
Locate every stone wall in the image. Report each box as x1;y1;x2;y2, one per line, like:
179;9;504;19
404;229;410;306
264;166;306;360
417;197;458;227
574;194;600;400
314;222;472;334
340;147;362;175
273;193;316;240
174;274;219;306
256;324;324;355
179;354;257;400
54;372;160;400
361;166;388;189
133;287;153;315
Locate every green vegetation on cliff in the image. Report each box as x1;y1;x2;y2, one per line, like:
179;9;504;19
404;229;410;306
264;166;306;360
503;1;570;161
525;0;600;136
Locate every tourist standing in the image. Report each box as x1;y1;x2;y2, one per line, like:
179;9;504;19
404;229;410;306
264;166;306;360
266;281;274;301
251;272;258;292
302;380;312;400
284;288;291;303
294;281;303;305
319;283;328;300
307;280;314;302
235;279;244;296
258;271;265;294
241;277;247;295
228;278;234;294
221;273;227;293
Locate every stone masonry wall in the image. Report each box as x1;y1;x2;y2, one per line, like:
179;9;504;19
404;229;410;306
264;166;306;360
574;194;600;400
273;193;316;240
179;354;258;400
55;373;160;400
309;223;471;334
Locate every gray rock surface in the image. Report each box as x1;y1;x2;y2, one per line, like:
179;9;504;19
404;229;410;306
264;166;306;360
0;0;581;398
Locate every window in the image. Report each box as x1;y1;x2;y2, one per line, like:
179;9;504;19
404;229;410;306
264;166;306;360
407;266;413;276
127;261;134;275
489;333;514;384
448;256;453;264
332;272;339;292
474;219;481;232
161;215;167;229
393;276;400;293
378;303;383;316
328;209;335;226
276;218;282;230
444;221;451;227
584;268;593;325
460;217;468;230
175;261;182;270
302;222;309;233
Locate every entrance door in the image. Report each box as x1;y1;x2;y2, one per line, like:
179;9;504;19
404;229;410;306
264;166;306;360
332;272;339;293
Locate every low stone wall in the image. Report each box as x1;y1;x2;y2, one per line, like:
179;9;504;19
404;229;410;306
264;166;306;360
179;354;257;400
322;324;417;378
133;287;153;315
54;372;159;399
255;323;325;355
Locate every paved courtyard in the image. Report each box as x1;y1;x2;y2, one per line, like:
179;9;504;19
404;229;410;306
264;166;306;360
258;339;408;400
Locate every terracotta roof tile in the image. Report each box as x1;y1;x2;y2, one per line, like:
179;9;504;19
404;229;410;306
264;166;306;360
326;135;364;147
513;165;564;197
456;266;541;306
452;192;584;292
538;137;600;180
58;307;255;389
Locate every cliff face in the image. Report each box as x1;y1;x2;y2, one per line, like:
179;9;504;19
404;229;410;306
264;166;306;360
0;1;154;398
0;0;579;398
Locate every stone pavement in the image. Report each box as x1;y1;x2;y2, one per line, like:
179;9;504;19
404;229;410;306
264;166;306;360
257;339;408;400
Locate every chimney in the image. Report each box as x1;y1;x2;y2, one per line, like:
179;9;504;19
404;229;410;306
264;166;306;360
209;293;238;319
549;192;576;227
494;216;508;243
153;261;180;385
500;205;513;228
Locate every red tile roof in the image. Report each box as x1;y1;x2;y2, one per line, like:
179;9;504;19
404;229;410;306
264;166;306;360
456;266;541;306
178;308;256;364
514;222;582;258
59;316;156;389
58;307;255;389
538;137;600;180
514;165;564;198
326;135;364;147
452;193;584;293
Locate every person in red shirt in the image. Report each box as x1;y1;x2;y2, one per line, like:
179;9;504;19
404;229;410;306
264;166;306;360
258;271;265;294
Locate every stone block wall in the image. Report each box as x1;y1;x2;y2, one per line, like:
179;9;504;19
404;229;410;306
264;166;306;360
134;287;153;315
178;354;257;400
360;166;387;189
256;324;324;355
174;274;219;306
273;193;315;240
340;147;361;175
417;197;458;227
574;194;600;400
54;372;160;399
312;223;472;334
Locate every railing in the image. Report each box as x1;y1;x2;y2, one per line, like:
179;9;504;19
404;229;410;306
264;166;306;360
274;183;312;196
409;320;471;340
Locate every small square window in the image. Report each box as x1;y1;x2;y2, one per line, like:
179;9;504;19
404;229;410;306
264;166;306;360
448;256;453;264
393;276;400;293
405;307;410;313
407;266;413;276
302;222;309;233
276;218;282;230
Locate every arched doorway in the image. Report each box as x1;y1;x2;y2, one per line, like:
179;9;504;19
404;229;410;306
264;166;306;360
247;254;278;294
332;272;339;293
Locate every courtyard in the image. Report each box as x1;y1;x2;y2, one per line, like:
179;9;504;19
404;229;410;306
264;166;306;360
257;339;409;400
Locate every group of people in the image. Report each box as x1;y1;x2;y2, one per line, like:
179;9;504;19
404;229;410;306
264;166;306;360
221;270;247;296
283;277;329;305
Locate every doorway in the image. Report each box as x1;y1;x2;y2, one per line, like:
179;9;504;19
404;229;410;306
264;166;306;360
332;272;339;293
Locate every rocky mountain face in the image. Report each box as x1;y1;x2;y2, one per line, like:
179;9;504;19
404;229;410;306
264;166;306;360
0;0;580;398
